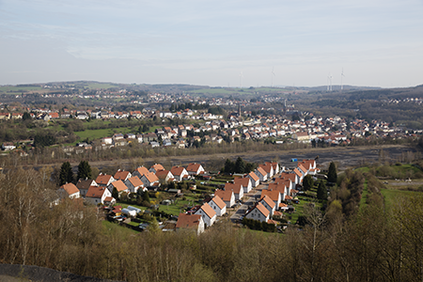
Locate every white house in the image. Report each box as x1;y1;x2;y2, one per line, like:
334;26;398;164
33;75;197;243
224;183;244;202
255;167;268;182
195;203;217;227
215;189;236;208
259;195;276;216
155;169;174;183
208;195;227;216
96;174;115;187
234;177;252;193
170;166;189;182
186;163;206;176
107;180;129;194
76;178;97;198
124;176;145;193
176;213;205;235
248;172;260;187
140;172;160;188
58;183;80;199
85;186;112;205
245;202;270;223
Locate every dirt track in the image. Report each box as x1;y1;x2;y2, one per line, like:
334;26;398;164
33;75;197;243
79;144;421;172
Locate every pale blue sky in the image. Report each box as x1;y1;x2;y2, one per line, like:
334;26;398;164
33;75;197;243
1;0;423;87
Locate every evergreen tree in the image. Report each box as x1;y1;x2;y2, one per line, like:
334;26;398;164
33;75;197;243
327;162;338;183
112;187;119;200
234;157;246;173
317;180;327;200
303;175;314;191
224;159;234;174
142;191;150;203
77;160;92;180
59;161;73;185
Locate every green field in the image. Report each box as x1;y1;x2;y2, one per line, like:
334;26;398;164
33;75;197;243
101;220;138;236
359;180;369;210
0;85;43;93
289;187;323;224
381;188;422;209
85;83;119;89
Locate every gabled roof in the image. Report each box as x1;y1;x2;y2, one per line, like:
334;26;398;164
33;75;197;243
280;173;297;182
256;202;270;217
171;166;186;176
268;183;287;193
143;172;159;183
255;167;267;177
224;183;243;194
215;189;234;202
86;186;107;198
248;171;259;182
60;183;79;195
96;174;114;185
76;179;96;190
155;169;171;179
150;164;165;172
259;163;273;174
126;176;143;187
199;202;216;219
299;159;315;170
293;168;303;178
298;164;308;174
110;180;128;192
186;163;203;173
176;213;202;229
234;177;250;187
260;195;276;209
261;189;281;202
211;195;226;209
134;166;149;177
114;170;131;180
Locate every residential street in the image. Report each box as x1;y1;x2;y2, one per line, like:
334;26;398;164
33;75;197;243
230;183;267;222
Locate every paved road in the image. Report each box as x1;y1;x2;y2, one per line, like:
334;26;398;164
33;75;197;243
230;183;268;222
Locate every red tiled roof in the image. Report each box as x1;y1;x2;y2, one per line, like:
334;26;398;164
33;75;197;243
60;183;79;195
186;163;202;173
215;189;234;202
127;176;143;187
176;213;202;229
150;164;165;172
86;186;107;198
224;183;243;194
171;166;185;176
248;172;259;182
96;174;114;185
110;180;128;192
260;195;276;209
234;177;250;187
199;203;216;219
134;166;149;177
114;170;131;180
211;195;226;209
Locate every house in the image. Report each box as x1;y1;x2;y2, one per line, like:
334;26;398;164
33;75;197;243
259;195;276;216
259;163;274;178
195;203;217;227
234;177;252;193
208;195;227;216
76;178;98;197
293;132;310;142
114;170;132;181
247;171;260;187
266;162;280;175
149;164;165;174
140;172;160;188
2;142;16;151
85;186;113;205
292;168;304;183
176;213;205;235
58;183;80;199
170;166;189;182
107;180;129;194
155;169;174;183
186;163;205;176
280;172;300;186
261;189;282;208
224;183;244;201
124;176;145;193
255;167;268;182
96;174;115;187
133;166;150;179
245;202;270;223
215;189;235;208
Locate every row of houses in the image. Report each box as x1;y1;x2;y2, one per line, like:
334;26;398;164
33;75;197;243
244;159;319;223
57;162;206;204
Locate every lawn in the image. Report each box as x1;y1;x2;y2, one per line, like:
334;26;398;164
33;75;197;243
85;83;118;89
359;180;369;210
116;202;148;211
158;195;199;215
101;220;138;236
289;188;323;224
381;188;422;209
0;85;43;93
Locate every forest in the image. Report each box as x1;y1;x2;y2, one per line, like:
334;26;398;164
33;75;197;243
1;157;423;282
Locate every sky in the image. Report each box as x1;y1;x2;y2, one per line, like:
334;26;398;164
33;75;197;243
1;0;423;88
